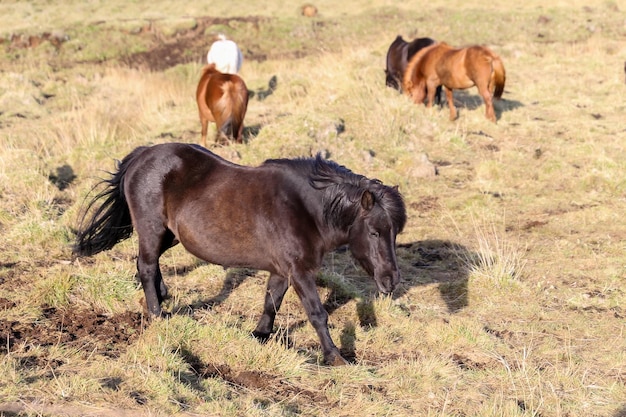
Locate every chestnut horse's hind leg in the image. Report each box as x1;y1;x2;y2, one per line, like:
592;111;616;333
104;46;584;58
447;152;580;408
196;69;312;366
476;82;496;122
444;87;458;120
200;118;209;148
252;273;290;341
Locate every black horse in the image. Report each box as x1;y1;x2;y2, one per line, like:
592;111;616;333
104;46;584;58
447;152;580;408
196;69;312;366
385;35;442;104
73;143;407;366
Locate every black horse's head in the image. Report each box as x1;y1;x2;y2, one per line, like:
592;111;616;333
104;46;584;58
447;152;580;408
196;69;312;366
310;156;407;295
385;70;401;90
347;186;406;294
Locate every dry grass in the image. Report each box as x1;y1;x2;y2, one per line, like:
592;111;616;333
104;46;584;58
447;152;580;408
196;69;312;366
1;1;625;416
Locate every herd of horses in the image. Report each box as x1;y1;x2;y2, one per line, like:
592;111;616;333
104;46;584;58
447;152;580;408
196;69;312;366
386;35;506;123
73;33;506;366
197;34;506;146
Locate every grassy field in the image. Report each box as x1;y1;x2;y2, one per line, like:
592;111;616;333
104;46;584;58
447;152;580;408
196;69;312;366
1;1;625;416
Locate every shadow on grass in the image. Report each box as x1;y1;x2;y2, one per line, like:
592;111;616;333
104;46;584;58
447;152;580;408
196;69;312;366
166;239;475;364
242;123;262;142
614;404;626;417
395;239;472;313
170;267;257;313
440;89;524;121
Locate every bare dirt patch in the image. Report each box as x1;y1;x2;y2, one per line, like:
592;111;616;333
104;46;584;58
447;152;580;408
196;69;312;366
3;15;317;72
0;306;144;356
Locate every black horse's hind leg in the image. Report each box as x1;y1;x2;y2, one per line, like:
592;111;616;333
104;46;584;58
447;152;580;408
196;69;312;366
137;252;163;317
252;273;289;341
292;274;347;366
434;85;444;106
155;230;177;303
137;229;177;317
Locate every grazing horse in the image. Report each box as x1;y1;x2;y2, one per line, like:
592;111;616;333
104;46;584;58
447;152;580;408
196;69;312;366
196;64;249;146
403;42;506;122
385;35;442;105
73;143;407;366
385;36;433;91
207;34;243;74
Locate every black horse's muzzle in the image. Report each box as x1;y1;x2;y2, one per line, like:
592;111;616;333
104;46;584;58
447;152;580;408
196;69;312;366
375;270;400;295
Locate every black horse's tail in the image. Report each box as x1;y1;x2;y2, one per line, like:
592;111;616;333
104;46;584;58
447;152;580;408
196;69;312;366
73;147;146;257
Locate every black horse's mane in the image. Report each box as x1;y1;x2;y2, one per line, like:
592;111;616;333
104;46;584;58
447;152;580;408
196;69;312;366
264;154;406;232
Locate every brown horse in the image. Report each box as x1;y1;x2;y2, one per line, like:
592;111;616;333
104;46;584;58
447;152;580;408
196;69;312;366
403;42;506;122
196;64;249;146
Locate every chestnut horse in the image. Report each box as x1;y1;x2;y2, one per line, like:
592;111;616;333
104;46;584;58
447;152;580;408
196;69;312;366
196;64;249;146
403;42;506;122
73;143;407;366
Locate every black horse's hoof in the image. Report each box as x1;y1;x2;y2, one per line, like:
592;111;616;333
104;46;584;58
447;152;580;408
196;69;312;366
324;353;350;367
252;330;272;343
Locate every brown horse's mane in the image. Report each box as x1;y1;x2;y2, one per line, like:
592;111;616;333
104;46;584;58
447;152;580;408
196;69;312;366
402;42;444;94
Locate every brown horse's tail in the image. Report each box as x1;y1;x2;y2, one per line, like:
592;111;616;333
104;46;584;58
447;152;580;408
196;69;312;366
492;55;506;99
215;78;248;142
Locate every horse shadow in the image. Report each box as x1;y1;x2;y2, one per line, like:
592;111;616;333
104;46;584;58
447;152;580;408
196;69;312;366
171;267;257;314
613;404;626;417
171;239;474;364
445;90;524;120
314;239;472;361
248;75;277;102
242;124;262;141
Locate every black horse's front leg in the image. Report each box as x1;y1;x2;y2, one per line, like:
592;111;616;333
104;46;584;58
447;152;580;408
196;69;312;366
253;273;289;341
292;274;348;366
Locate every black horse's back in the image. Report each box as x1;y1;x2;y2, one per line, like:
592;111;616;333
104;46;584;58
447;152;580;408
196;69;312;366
406;37;436;59
73;146;149;257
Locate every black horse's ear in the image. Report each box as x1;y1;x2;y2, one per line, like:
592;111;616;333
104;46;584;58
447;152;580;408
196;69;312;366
361;190;375;211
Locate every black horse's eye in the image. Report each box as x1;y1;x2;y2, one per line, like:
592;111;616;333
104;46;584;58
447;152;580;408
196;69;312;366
370;231;380;238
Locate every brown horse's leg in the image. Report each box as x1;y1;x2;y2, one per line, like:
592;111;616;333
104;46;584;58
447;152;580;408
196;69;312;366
252;273;289;341
411;79;427;105
444;87;457;120
200;118;209;148
292;273;347;366
425;79;439;108
477;84;496;122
